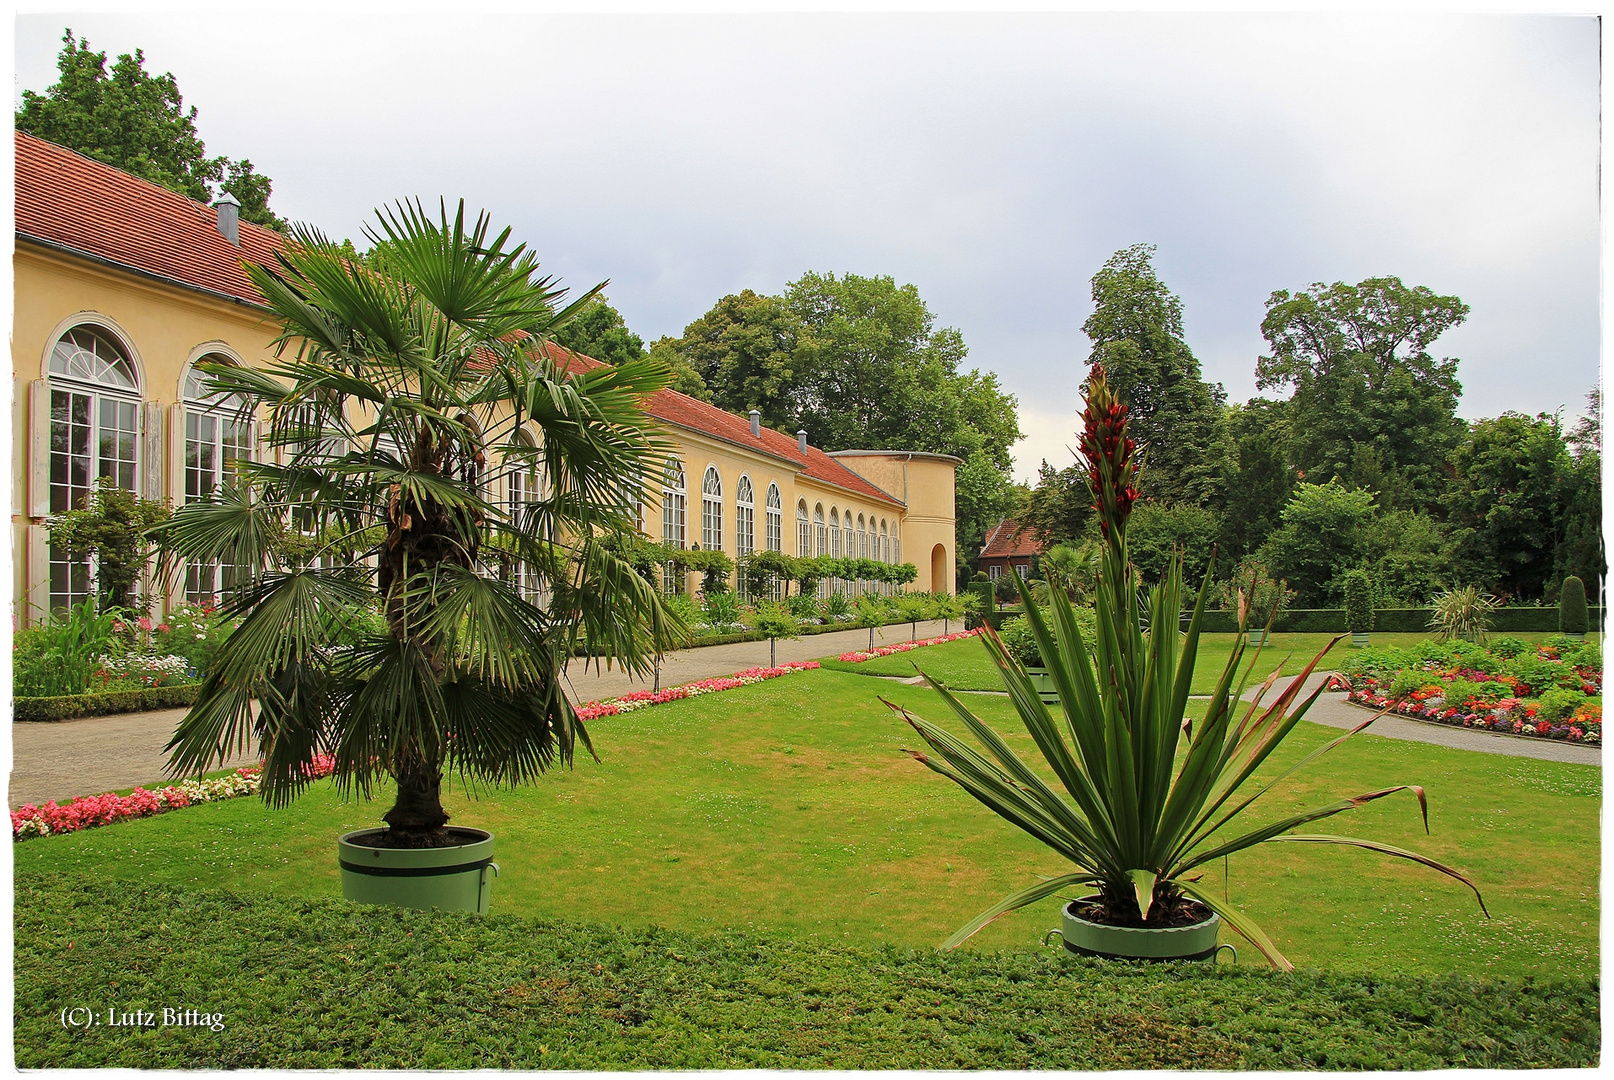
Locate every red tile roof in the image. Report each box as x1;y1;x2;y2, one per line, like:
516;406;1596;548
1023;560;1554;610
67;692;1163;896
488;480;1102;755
16;133;910;510
980;518;1044;559
533;343;905;509
15;130;281;307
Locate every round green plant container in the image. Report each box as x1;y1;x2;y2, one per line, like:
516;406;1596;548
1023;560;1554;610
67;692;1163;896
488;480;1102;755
1024;666;1059;705
1058;897;1222;962
1351;632;1370;648
338;828;499;914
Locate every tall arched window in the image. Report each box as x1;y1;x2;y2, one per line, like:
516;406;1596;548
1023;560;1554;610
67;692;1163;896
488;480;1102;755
829;508;841;558
701;466;723;552
841;513;854;568
814;504;827;557
796;500;810;557
48;325;142;611
508;430;543;603
857;514;867;559
183;357;254;604
735;476;755;557
880;520;889;564
765;483;782;553
662;458;687;593
892;522;901;566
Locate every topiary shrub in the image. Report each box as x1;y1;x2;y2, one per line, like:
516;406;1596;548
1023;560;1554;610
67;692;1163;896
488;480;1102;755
1559;576;1589;637
1343;569;1374;635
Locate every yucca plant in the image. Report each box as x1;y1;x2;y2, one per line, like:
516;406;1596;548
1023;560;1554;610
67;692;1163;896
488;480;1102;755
153;200;683;845
888;365;1486;968
1429;585;1497;644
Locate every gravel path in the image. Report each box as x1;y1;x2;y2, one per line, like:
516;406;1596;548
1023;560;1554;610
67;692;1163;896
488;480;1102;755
9;619;954;809
10;708;257;809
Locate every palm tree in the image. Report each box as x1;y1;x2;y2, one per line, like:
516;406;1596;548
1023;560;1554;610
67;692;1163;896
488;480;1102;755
156;200;683;846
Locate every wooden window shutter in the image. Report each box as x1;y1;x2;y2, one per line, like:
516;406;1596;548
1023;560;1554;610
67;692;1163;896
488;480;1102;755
143;402;166;501
28;379;50;518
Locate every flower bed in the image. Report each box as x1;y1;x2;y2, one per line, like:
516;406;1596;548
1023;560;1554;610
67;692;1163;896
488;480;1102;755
836;629;981;664
1328;637;1601;745
574;661;821;722
11;754;337;841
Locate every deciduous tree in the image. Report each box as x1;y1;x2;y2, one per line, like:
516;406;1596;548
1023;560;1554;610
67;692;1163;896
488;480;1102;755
1257;277;1468;509
17;29;286;229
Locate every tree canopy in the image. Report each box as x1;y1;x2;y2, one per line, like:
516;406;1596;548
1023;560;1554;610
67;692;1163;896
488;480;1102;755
17;29;285;229
1083;245;1229;506
1257;277;1468;509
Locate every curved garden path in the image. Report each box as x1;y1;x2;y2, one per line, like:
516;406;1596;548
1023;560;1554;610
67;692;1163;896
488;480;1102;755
1250;672;1601;766
8;619;951;809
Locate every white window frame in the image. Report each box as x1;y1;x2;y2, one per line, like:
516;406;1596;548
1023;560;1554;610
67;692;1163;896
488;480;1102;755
47;325;143;612
701;466;723;552
182;358;255;606
662;457;687;593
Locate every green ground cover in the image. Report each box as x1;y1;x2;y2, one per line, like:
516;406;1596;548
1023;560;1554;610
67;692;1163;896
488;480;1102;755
14;668;1599;980
14;873;1596;1069
821;630;1588;695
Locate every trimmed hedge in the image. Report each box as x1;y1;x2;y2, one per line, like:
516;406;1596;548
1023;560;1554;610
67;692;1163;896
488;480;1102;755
13;873;1599;1069
572;613;934;656
13;683;201;723
1186;607;1606;635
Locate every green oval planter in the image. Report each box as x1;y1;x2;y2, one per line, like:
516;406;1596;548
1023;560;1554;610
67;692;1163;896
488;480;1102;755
338;828;499;915
1351;632;1371;648
1024;666;1059;704
1058;897;1222;962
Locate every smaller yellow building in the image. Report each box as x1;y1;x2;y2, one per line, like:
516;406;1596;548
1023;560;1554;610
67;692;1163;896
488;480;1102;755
10;133;957;623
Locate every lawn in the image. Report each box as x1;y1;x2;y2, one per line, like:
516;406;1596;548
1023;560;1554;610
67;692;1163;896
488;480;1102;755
821;630;1590;695
15;666;1599;980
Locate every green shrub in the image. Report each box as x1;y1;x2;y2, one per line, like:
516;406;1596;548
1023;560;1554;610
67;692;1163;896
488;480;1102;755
1533;687;1585;724
996;614;1045;668
786;592;822;621
1487;636;1529;659
1342;569;1374;634
14;683;202;722
1558;576;1589;635
823;591;853;620
701;590;743;630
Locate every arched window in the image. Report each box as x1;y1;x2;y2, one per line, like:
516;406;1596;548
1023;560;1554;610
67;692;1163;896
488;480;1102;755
765;483;782;553
796;500;810;557
842;513;854;567
48;325;142;611
701;466;723;552
508;430;544;603
735;476;755;557
857;514;867;560
182;356;254;604
829;508;841;559
662;458;687;593
814;504;827;557
880;520;889;564
892;522;901;566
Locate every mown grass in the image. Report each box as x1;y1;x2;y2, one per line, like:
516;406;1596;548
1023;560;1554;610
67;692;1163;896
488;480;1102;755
819;630;1585;694
14;668;1599;981
13;874;1598;1069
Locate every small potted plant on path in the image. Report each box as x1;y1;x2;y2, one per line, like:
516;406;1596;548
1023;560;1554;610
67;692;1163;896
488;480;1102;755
886;365;1486;967
156;201;682;915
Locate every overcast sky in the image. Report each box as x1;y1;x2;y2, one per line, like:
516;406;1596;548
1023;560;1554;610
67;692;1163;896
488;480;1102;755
14;11;1600;483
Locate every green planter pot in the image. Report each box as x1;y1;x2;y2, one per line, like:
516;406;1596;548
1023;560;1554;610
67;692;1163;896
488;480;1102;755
1056;897;1225;962
338;828;499;914
1350;632;1371;648
1024;666;1059;705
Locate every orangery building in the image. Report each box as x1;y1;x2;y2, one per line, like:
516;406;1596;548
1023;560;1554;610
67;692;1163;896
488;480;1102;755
10;132;958;623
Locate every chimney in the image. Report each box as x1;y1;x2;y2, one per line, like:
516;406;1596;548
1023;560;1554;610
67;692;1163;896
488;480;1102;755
749;410;761;437
213;193;241;245
797;429;808;454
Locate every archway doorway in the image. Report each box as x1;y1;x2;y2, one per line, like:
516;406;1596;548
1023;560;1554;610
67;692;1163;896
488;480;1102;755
931;543;950;594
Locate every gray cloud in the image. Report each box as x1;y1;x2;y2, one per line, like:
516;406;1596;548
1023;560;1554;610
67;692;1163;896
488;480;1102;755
17;12;1598;483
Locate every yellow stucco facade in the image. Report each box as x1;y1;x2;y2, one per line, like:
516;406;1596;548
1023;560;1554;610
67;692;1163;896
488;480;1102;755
12;241;957;623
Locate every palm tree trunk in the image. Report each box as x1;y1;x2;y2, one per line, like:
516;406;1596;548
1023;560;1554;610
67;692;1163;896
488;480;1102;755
382;760;450;845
